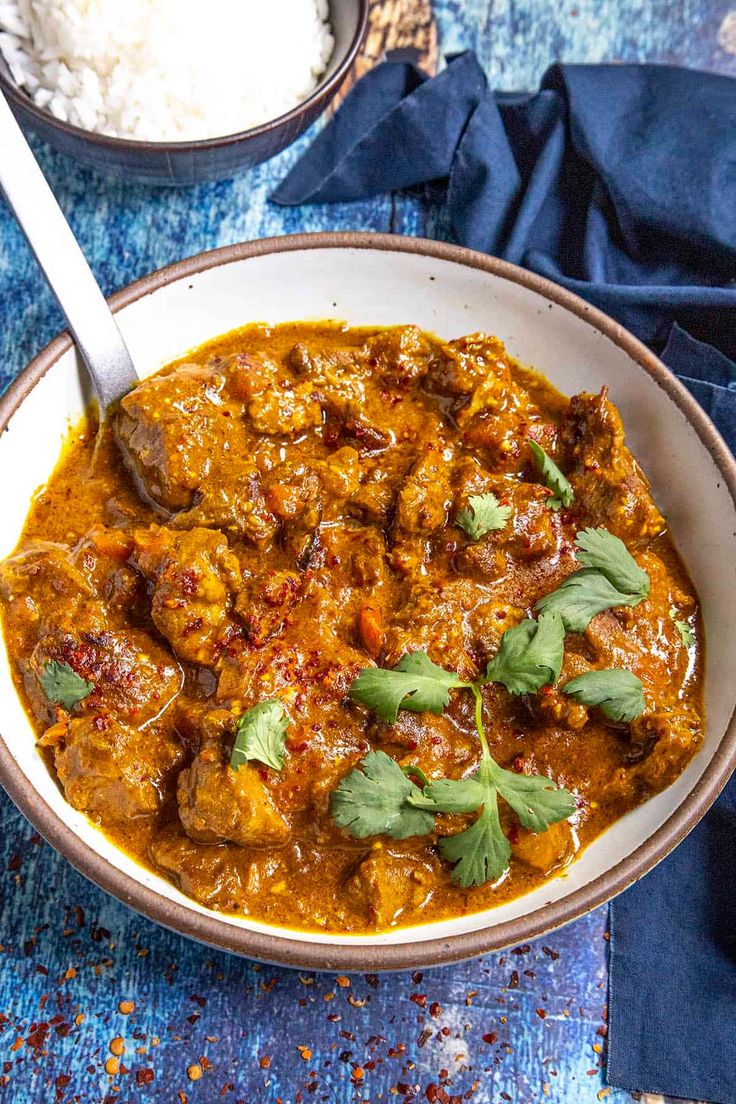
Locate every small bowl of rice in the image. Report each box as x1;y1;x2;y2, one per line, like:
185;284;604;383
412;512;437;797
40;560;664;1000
0;0;368;185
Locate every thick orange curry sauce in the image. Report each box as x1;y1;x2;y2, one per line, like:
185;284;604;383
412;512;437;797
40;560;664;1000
0;323;703;932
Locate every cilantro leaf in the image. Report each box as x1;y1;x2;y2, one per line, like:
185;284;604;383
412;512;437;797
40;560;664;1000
670;608;696;648
349;651;465;724
535;568;642;633
439;801;510;887
575;528;649;598
231;700;288;772
331;751;435;839
409;775;487;814
485;611;565;695
491;763;578;831
456;493;511;540
529;441;573;510
39;660;94;710
562;669;645;723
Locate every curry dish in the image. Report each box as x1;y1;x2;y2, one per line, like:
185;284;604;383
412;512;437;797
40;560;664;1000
0;323;703;932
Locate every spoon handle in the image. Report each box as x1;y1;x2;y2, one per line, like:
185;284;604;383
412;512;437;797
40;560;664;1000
0;92;138;413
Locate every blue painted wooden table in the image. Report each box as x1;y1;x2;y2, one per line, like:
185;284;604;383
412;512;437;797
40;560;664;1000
0;4;734;1101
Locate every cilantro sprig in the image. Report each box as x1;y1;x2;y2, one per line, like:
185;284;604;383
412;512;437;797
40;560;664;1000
349;652;464;723
456;493;511;540
670;607;696;649
332;525;650;887
536;528;650;632
484;611;565;695
39;660;94;710
231;700;289;772
329;751;436;839
529;441;573;511
562;669;645;723
334;649;576;887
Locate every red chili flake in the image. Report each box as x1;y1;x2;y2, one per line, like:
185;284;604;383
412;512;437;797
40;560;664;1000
482;1031;498;1045
536;1008;547;1020
508;971;519;990
417;1028;432;1048
409;993;427;1009
136;1069;154;1086
429;1002;442;1018
542;946;559;961
7;855;21;872
511;944;531;955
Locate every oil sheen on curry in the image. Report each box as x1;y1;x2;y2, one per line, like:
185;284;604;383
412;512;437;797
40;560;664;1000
0;323;704;933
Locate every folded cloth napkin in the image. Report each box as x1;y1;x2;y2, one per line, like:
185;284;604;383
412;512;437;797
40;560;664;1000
274;55;736;1103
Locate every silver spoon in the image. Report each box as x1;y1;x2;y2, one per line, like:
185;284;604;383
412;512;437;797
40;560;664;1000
0;91;138;414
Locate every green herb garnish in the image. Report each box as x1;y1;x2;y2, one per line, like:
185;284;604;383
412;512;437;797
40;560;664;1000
484;611;565;695
562;669;645;723
536;528;650;632
575;527;650;597
330;750;436;839
230;700;289;772
349;651;464;724
529;441;573;510
670;607;696;649
335;647;575;887
456;493;511;540
39;660;93;710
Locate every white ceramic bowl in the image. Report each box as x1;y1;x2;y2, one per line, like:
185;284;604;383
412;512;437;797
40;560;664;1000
1;233;735;970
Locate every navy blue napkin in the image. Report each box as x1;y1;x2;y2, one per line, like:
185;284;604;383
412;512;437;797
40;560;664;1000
274;54;736;1102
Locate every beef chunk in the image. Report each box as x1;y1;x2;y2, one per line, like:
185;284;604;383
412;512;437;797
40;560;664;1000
370;709;478;770
172;461;278;545
604;707;702;802
246;380;322;436
53;716;182;824
362;325;433;387
322;399;392;454
558;389;665;545
427;333;510;397
345;849;437;928
150;824;255;910
384;584;474;679
116;364;245;511
132;526;241;666
395;451;453;535
235;569;303;646
315;446;361;500
348;467;398;524
503;483;560;560
178;738;288;848
511;820;574;873
29;621;182;729
430;335;556;472
0;541;95;626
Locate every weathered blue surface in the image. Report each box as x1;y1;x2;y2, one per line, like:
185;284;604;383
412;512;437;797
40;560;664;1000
0;3;733;1100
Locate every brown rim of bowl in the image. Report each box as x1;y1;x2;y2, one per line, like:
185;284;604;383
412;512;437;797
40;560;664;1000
1;232;735;972
0;1;368;153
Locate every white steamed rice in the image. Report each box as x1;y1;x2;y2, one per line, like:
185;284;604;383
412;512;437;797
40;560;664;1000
0;0;334;142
